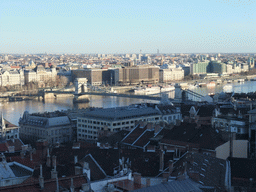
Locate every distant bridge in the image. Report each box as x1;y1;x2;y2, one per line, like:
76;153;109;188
39;85;204;103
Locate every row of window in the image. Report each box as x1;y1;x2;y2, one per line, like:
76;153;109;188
78;134;97;139
21;127;70;136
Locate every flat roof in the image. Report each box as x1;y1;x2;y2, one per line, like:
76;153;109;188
79;106;161;121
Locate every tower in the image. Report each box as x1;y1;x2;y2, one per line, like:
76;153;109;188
0;114;6;140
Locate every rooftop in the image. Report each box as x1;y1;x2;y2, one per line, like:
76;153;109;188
79;105;160;121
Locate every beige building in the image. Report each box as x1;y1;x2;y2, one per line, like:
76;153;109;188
118;65;159;85
19;111;72;145
77;105;162;141
24;65;57;85
159;68;184;83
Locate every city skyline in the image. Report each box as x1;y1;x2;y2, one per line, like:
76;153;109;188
1;0;256;54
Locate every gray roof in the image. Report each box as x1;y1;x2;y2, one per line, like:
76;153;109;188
79;106;161;121
131;179;203;192
19;115;71;128
0;161;33;179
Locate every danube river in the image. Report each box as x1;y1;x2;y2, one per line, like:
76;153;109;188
2;80;256;126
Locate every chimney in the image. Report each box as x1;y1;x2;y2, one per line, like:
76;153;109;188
159;149;164;171
162;172;169;182
51;155;58;179
147;122;153;130
146;178;151;187
46;149;51;167
20;151;25;159
139;121;144;128
154;124;161;134
75;166;83;175
83;162;90;180
29;151;33;161
56;176;59;192
52;155;57;169
133;172;141;185
74;156;78;164
169;160;173;176
51;169;58;179
70;178;75;192
39;164;44;189
82;183;91;192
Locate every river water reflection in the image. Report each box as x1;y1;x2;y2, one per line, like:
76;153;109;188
2;81;256;126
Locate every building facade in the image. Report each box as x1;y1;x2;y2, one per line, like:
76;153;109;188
191;60;227;75
77;105;162;141
0;69;24;87
118;65;159;84
0;115;19;140
24;65;57;85
159;68;184;82
19;111;72;145
72;69;103;86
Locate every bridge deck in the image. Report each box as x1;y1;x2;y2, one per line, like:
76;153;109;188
43;90;164;101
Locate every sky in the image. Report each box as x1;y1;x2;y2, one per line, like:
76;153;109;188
0;0;256;54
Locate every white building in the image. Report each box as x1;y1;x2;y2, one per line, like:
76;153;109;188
0;115;19;140
159;68;184;83
0;69;24;87
77;104;162;141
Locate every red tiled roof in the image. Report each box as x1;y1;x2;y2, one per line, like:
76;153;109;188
7;139;24;151
0;142;8;152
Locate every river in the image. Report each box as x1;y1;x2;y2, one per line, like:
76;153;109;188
2;80;256;126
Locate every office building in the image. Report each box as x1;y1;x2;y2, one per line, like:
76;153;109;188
118;65;159;85
77;104;162;141
19;111;72;145
159;68;184;82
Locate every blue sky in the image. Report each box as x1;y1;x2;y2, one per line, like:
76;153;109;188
0;0;255;54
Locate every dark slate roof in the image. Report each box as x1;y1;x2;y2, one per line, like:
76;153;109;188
197;105;215;117
52;146;173;177
229;157;256;179
156;104;178;115
181;104;195;117
133;130;155;148
80;154;107;181
79;106;160;121
122;124;147;145
171;152;226;192
160;123;225;150
131;178;203;192
228;157;256;188
0;175;87;192
98;130;129;146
